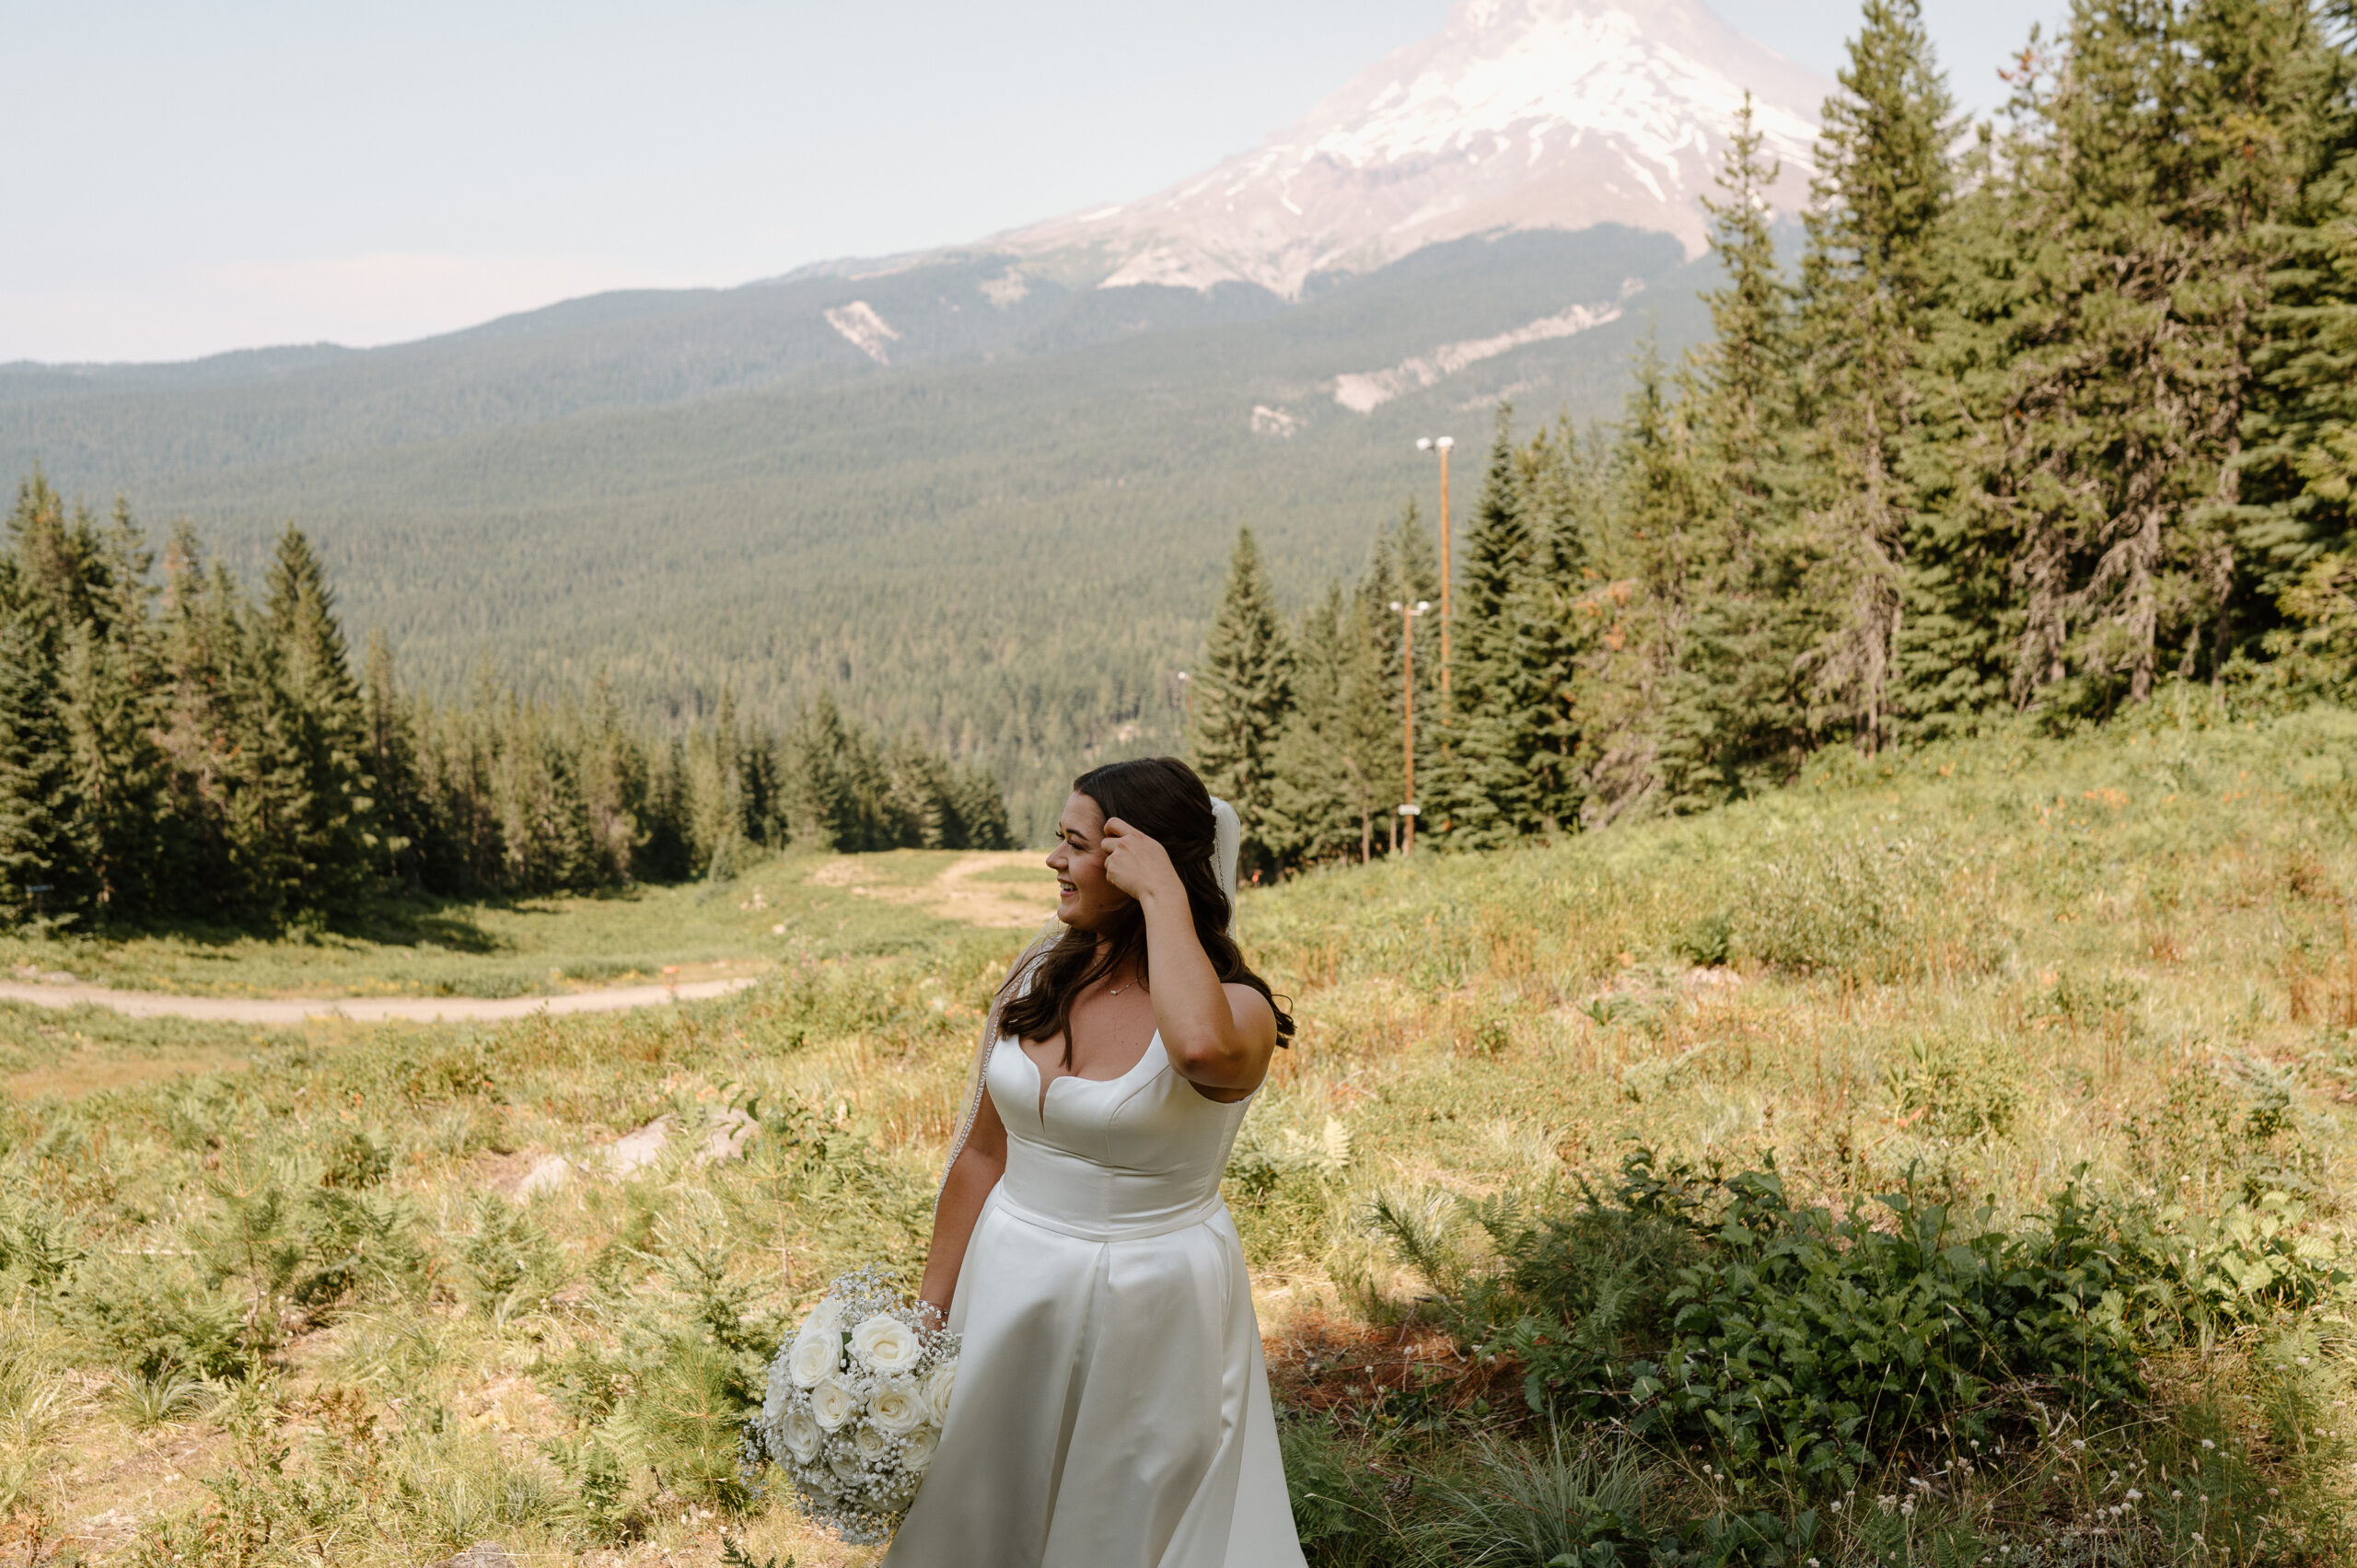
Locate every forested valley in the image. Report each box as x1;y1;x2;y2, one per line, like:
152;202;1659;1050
0;477;1007;931
1195;0;2357;875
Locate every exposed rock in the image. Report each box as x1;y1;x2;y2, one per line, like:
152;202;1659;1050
602;1115;675;1176
426;1545;513;1568
598;1107;759;1177
514;1155;574;1199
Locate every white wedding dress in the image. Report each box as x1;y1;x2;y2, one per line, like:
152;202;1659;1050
882;1029;1306;1568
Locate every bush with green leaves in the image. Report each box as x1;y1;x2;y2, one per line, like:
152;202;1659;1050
1398;1150;2348;1491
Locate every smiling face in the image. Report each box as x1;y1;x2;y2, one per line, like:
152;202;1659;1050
1046;791;1129;931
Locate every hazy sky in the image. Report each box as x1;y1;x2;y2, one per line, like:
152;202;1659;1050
9;1;2061;365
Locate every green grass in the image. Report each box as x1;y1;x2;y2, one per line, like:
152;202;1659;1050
0;850;986;999
2;695;2354;1564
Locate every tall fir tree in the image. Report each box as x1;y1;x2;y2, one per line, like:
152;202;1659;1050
1796;0;1956;748
264;525;380;911
0;611;96;924
1263;581;1374;868
1656;99;1812;807
1193;528;1295;873
1436;404;1578;844
1581;340;1705;821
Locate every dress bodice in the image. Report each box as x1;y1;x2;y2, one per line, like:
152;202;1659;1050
986;1034;1250;1239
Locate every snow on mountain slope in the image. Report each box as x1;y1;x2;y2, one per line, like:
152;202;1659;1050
1003;0;1824;298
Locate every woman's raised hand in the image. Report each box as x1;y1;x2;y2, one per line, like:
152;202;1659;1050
1100;817;1183;904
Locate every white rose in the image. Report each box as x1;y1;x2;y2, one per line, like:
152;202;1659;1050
796;1295;842;1342
923;1360;958;1425
867;1376;924;1436
851;1313;922;1374
828;1446;864;1482
902;1424;940;1473
808;1377;860;1432
852;1422;890;1461
787;1326;840;1388
781;1405;823;1464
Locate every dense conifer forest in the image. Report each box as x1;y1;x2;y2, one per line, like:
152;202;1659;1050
1195;0;2357;874
0;476;1008;931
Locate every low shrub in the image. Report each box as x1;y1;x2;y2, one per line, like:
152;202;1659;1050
1728;834;1992;981
1394;1150;2348;1491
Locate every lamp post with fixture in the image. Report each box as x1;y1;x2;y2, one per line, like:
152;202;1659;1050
1388;599;1431;854
1415;435;1455;714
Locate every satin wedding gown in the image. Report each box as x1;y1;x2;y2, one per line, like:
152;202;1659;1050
883;1030;1306;1568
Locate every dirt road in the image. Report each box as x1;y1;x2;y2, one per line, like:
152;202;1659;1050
0;976;758;1026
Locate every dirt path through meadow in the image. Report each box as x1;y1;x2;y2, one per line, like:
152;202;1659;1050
0;975;758;1025
807;850;1056;930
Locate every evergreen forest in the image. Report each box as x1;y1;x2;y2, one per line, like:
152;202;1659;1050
0;475;1008;931
1195;0;2357;875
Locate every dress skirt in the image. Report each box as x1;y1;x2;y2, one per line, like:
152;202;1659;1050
882;1037;1306;1568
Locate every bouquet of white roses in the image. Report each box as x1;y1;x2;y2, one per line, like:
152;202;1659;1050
743;1265;958;1543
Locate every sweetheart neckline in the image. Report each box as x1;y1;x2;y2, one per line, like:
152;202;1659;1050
1004;1030;1166;1122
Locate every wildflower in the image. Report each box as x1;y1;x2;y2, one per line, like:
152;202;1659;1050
2201;1438;2216;1450
2071;1438;2086;1450
2126;1490;2141;1502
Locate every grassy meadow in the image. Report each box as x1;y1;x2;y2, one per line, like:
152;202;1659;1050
0;849;1055;1001
5;698;2356;1565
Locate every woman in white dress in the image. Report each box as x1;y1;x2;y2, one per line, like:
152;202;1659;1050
884;757;1308;1568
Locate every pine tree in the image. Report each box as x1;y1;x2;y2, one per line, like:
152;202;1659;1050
52;501;170;918
219;577;311;921
1509;415;1601;830
1658;100;1810;807
1435;405;1542;845
1581;341;1704;822
576;670;647;883
2203;0;2353;661
263;525;379;909
1796;0;1956;749
363;633;427;888
0;611;96;925
1263;582;1367;868
1193;528;1294;872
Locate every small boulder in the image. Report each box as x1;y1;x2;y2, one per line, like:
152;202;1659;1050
514;1155;574;1199
602;1114;676;1175
698;1106;759;1165
427;1545;513;1568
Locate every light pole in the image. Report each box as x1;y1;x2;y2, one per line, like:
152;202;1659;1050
1416;436;1456;715
1388;599;1431;854
1175;669;1193;736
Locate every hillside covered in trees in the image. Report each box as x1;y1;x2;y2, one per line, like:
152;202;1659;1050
0;475;1007;931
1194;0;2357;873
2;226;1713;844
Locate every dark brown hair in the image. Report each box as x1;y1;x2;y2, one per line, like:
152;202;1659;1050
999;756;1295;1063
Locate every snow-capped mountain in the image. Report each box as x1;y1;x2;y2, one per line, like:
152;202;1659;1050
1000;0;1826;298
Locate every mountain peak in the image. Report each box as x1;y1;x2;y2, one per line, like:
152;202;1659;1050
1004;0;1827;296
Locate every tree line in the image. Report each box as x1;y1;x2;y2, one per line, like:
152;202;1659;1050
1196;0;2357;873
0;474;1009;930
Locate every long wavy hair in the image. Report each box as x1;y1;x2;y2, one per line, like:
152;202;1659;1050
999;756;1294;1064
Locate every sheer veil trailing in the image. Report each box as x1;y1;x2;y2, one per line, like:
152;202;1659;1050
935;799;1241;1209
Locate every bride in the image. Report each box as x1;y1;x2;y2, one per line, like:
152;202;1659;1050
883;756;1308;1567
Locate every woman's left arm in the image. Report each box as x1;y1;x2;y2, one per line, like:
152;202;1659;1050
1101;817;1278;1097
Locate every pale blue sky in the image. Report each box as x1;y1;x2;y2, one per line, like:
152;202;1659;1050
7;1;2061;364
